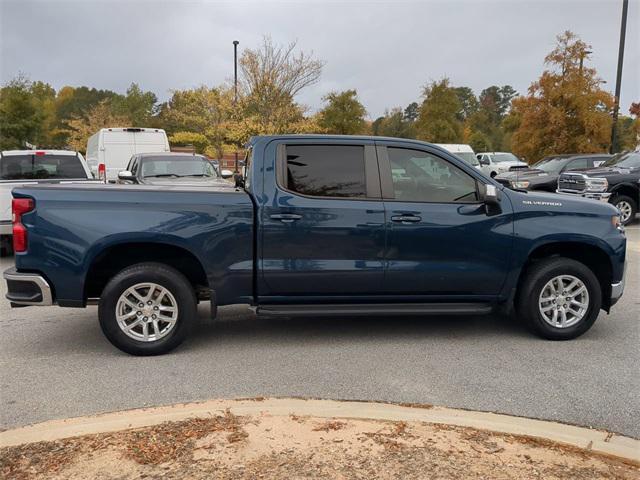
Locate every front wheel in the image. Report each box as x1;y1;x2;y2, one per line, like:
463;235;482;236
98;263;196;355
516;257;601;340
610;194;637;226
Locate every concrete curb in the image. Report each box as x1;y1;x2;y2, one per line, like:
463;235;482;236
1;398;638;462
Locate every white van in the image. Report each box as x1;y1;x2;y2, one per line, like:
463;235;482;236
86;128;170;182
435;144;480;169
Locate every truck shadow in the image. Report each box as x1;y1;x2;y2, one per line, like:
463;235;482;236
187;305;533;351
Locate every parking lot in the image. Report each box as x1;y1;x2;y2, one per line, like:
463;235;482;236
1;227;638;438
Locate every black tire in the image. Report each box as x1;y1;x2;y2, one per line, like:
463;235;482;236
98;262;196;355
490;171;497;178
516;257;601;340
610;194;637;226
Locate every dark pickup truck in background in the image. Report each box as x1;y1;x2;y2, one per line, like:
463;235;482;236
557;151;640;225
4;135;627;355
495;153;610;192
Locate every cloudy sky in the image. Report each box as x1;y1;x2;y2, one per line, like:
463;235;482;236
1;0;638;118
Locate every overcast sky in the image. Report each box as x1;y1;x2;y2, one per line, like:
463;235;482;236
1;0;638;118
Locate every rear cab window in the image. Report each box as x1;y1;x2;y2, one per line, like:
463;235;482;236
282;145;367;198
0;154;87;180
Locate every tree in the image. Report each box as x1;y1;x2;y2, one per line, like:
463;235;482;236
454;87;478;121
111;83;158;126
468;131;492;152
318;89;366;134
239;37;323;133
403;102;419;122
0;75;55;149
507;31;614;162
372;107;416;138
63;100;129;153
415;78;463;143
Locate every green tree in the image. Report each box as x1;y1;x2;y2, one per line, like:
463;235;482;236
403;102;419;122
468;131;492;152
415;78;463;143
507;31;614;162
318;89;367;134
454;87;478;121
111;83;158;126
372;107;416;138
0;75;55;149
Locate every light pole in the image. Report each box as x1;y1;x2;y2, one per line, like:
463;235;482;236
233;40;239;172
610;0;628;154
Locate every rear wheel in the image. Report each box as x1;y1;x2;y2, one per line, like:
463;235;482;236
610;194;637;226
516;257;601;340
98;262;196;355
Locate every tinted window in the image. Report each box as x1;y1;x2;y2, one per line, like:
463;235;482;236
0;154;86;180
491;153;520;163
565;158;590;171
388;148;478;203
285;145;366;198
603;152;640;169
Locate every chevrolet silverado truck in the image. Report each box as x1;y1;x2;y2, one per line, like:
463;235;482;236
4;135;627;355
557;151;640;225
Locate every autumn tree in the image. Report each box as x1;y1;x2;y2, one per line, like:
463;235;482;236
318;89;366;134
239;37;323;134
415;78;463;143
372;106;416;138
63;100;129;153
507;31;614;162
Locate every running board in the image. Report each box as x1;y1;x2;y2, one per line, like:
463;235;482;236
257;303;493;317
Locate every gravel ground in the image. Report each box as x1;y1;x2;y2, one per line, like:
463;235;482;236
1;228;638;437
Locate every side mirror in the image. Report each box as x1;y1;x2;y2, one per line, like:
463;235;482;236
479;183;501;206
117;170;135;182
479;158;490;166
220;169;234;179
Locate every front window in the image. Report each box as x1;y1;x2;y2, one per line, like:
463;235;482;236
388;148;478;203
602;152;640;169
491;153;520;163
139;155;219;179
531;157;570;174
0;153;86;180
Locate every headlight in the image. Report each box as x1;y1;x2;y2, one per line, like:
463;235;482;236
511;180;530;189
612;215;624;232
585;177;608;192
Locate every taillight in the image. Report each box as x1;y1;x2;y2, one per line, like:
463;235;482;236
98;163;106;182
12;198;34;253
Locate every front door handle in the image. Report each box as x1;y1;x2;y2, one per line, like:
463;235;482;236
270;213;302;223
391;214;421;223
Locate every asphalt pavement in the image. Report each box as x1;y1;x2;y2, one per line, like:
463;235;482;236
1;228;638;437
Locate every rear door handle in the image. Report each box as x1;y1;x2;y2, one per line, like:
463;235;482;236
391;215;421;223
270;213;302;223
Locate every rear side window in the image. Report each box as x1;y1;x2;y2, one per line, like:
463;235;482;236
285;145;366;198
0;154;86;180
565;158;590;171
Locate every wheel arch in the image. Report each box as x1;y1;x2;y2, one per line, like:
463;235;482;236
83;239;209;301
516;240;614;311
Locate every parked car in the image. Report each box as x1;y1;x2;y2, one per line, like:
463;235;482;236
0;149;95;256
495;154;611;192
435;144;480;168
557;151;640;225
117;153;235;187
86;128;170;182
4;135;626;355
477;152;527;177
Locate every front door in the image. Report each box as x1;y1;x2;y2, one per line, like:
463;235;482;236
260;140;386;297
378;143;513;298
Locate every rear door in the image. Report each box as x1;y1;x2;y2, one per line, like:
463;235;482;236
102;131;137;180
378;142;513;298
260;139;386;296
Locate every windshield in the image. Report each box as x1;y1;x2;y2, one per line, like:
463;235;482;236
602;152;640;169
140;155;219;178
530;157;567;174
491;153;520;163
454;152;479;166
0;154;86;180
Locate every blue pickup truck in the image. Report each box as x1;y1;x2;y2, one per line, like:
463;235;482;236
4;135;627;355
